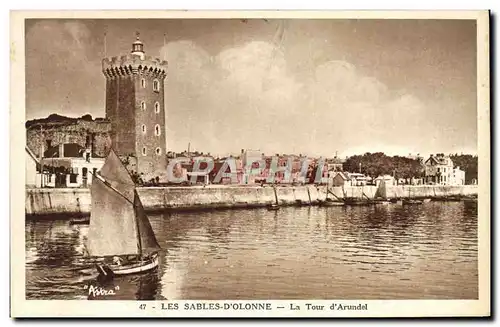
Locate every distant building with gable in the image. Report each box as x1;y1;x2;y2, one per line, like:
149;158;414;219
424;154;465;185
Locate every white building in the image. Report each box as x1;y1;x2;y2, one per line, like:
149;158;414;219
347;172;369;186
374;175;396;187
424;154;465;185
41;143;105;188
450;166;466;185
25;146;39;187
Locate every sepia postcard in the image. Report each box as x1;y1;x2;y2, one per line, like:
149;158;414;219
10;10;490;318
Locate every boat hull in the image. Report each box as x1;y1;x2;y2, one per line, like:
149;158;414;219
96;253;159;277
402;200;423;205
319;201;345;207
344;201;374;206
69;218;90;225
374;201;391;205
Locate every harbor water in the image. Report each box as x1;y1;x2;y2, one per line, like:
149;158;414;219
25;201;478;300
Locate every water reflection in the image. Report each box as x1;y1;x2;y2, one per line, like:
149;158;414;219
25;201;478;300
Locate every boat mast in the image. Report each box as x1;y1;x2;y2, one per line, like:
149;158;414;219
273;185;279;205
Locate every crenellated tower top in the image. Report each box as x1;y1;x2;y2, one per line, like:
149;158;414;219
102;33;168;79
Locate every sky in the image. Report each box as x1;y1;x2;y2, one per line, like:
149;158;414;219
25;18;478;158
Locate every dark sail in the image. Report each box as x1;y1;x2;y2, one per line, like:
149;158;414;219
87;174;139;257
134;190;161;255
98;149;135;203
87;148;160;257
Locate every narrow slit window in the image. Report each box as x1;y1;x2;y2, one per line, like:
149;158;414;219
153;79;160;92
155;124;161;136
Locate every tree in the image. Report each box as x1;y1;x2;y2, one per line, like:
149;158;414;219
343;152;423;178
450;154;478;183
80;114;93;121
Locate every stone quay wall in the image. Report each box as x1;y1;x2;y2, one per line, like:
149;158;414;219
24;184;478;217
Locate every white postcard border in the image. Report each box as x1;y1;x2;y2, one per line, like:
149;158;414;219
10;9;491;318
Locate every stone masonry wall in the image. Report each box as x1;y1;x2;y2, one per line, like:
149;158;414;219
26;120;112;158
25;184;479;216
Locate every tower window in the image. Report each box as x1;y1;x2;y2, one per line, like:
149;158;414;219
153;79;160;92
154;124;161;136
154;102;160;113
155;147;162;155
142;124;147;134
142;147;147;156
141;78;146;88
140;101;146;110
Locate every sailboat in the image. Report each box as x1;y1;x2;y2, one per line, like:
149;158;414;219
343;183;374;206
402;186;423;205
268;184;280;210
319;183;344;206
86;149;161;278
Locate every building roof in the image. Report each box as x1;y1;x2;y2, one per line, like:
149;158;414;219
347;172;365;177
425;155;453;166
374;175;395;181
332;171;349;180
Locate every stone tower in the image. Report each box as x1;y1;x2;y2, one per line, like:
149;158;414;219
102;34;168;180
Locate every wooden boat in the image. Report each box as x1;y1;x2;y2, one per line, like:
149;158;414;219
463;197;478;204
69;217;90;225
341;184;374;206
402;186;424;205
441;195;464;202
267;203;280;211
319;199;345;207
86;149;161;279
343;197;374;206
402;199;423;205
373;199;391;205
319;185;345;206
267;185;280;210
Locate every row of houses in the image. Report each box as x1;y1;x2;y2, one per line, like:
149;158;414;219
25;144;469;188
25;145;340;188
330;172;423;187
329;153;467;187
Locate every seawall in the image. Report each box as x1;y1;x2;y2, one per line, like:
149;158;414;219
25;184;478;217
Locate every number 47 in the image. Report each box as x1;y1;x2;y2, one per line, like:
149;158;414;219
139;304;147;310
